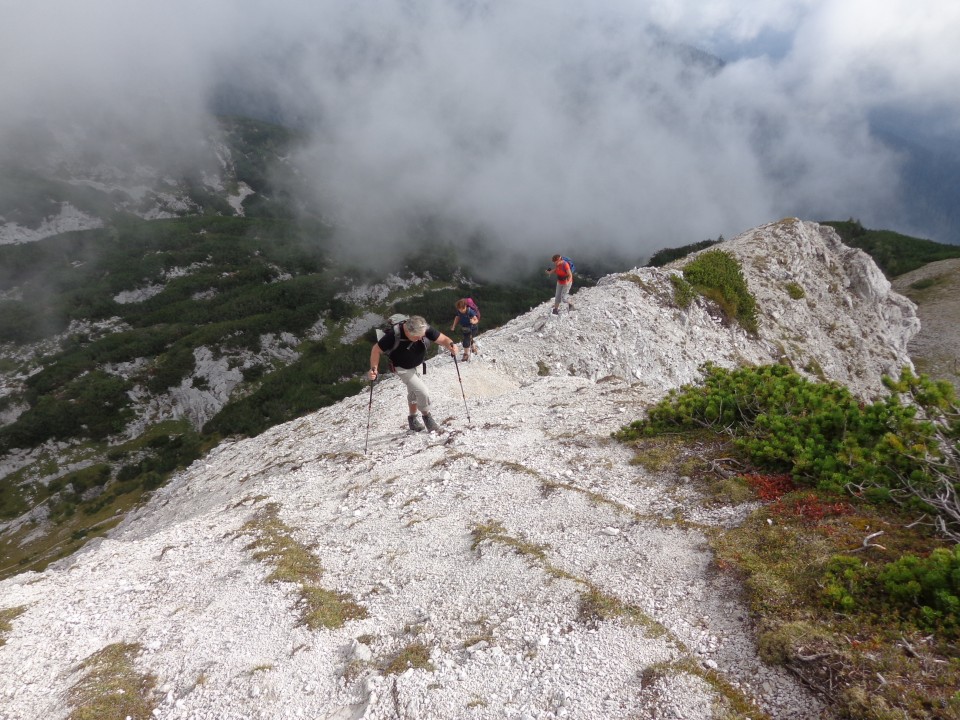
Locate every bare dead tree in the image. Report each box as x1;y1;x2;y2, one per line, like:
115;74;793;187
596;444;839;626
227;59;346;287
886;397;960;543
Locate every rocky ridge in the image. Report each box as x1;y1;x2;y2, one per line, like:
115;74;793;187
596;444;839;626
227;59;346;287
0;220;919;719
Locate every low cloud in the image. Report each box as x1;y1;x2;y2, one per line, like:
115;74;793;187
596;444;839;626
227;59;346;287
2;0;957;269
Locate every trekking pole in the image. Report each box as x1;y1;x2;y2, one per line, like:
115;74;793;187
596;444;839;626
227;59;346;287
364;377;375;455
451;352;471;425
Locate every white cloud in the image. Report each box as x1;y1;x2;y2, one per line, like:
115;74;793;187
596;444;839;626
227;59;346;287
788;0;960;114
1;0;957;267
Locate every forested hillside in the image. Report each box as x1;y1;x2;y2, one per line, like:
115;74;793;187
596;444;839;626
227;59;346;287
824;219;960;277
0;116;575;577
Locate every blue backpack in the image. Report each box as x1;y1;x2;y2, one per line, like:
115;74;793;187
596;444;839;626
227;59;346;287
561;256;575;274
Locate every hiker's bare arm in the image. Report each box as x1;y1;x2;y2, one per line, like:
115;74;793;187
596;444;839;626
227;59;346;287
436;333;457;354
369;344;382;379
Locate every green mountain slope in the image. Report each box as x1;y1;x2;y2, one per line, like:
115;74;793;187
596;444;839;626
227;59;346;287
0;207;554;576
823;220;960;277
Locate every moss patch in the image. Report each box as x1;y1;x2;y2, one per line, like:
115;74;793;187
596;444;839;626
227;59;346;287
645;658;772;719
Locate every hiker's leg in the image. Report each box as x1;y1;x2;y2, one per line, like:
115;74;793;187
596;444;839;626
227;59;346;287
396;366;431;416
553;283;563;310
461;329;471;359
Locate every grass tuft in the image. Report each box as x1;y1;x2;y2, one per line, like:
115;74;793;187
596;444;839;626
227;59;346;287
68;643;156;720
243;503;368;629
383;641;434;675
577;586;668;638
785;281;806;299
470;520;548;562
0;605;27;646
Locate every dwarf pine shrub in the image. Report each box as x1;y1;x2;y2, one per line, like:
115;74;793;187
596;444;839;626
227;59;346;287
668;274;695;308
681;249;759;333
614;364;958;510
822;546;960;638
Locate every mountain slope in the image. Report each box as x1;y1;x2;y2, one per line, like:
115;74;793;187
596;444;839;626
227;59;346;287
0;116;301;246
0;220;917;719
892;257;960;393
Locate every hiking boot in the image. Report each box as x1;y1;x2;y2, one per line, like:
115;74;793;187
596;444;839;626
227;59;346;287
567;302;576;311
422;414;440;433
408;414;425;432
552;307;559;315
461;353;470;362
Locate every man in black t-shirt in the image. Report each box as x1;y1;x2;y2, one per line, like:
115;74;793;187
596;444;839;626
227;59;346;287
368;315;458;433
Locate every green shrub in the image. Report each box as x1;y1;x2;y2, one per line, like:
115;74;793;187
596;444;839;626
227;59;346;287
614;364;957;510
146;345;196;393
669;274;695;308
63;465;112;495
822;546;960;638
23;326;185;399
908;277;939;291
116;464;141;483
0;301;50;343
203;345;366;438
110;431;204;489
681;250;759;333
879;547;960;631
785;282;805;299
1;372;133;450
821;555;869;612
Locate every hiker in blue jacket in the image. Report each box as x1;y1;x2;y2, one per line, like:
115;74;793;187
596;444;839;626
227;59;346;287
450;299;479;362
368;315;457;433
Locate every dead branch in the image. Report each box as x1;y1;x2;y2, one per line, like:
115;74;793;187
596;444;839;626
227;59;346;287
849;530;886;553
795;651;833;662
905;514;934;529
898;637;920;659
707;457;746;478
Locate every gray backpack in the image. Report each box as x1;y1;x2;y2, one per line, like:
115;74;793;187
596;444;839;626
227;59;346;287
376;314;432;369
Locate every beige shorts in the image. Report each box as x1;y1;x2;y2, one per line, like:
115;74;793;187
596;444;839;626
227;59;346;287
395;366;431;414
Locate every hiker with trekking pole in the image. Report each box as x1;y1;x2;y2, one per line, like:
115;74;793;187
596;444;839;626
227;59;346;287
450;298;480;362
368;315;458;434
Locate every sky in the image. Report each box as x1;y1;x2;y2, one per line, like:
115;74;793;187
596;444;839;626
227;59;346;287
1;0;959;265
